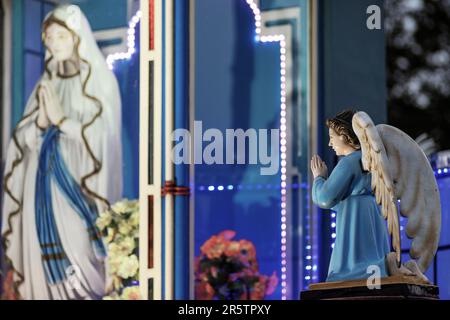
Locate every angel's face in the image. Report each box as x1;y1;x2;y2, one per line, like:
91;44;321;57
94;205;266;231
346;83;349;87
44;23;76;62
328;128;354;156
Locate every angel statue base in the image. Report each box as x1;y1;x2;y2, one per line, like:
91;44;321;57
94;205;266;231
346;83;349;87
301;110;441;300
300;274;439;300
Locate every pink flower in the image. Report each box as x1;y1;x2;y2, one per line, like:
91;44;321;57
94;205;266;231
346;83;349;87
229;272;240;282
210;266;219;278
218;230;236;240
250;277;266;300
194;256;201;272
200;235;226;259
237;240;258;269
121;286;141;300
197;272;209;282
265;272;278;296
195;231;278;300
229;270;253;282
238;240;256;260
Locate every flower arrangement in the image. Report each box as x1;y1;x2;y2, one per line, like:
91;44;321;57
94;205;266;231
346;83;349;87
195;230;278;300
96;199;141;300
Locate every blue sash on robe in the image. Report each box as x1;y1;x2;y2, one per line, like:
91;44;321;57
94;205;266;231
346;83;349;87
35;126;106;285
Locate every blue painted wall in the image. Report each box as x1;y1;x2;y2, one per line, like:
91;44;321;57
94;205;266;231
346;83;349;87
113;22;140;200
260;0;301;10
317;0;387;282
174;0;191;299
72;0;129;31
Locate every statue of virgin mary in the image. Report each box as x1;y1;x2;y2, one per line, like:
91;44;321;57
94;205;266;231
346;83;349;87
1;5;122;300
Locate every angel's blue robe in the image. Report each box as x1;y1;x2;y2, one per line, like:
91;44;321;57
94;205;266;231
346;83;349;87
313;150;390;282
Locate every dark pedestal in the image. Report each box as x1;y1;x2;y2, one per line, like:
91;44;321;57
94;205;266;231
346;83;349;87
300;275;439;300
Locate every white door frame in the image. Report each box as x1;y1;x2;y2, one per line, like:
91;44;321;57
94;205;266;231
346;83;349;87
139;0;163;300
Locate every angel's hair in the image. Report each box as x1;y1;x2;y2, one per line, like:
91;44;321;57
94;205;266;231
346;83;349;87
326;110;361;150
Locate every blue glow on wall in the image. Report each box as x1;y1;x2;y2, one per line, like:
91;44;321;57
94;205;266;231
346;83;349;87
195;0;282;300
112;22;140;200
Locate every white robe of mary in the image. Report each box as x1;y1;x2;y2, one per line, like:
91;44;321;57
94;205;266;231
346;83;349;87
1;5;122;300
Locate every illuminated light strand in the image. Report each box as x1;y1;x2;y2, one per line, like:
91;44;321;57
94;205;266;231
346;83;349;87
435;167;450;177
106;10;142;70
196;183;308;192
331;211;337;249
245;0;289;300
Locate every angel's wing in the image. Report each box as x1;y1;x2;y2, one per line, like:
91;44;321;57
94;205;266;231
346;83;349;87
377;124;441;272
353;112;441;272
352;112;401;264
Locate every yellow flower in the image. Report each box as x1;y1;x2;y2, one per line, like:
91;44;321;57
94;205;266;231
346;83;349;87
118;220;133;235
119;237;136;255
108;255;122;275
131;227;139;239
112;201;130;215
128;200;139;210
113;275;123;290
96;211;112;231
106;227;115;243
108;243;122;257
117;254;139;279
121;286;141;300
129;211;139;227
103;289;121;300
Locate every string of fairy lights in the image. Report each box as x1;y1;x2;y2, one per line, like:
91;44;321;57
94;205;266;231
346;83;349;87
196;183;308;192
245;0;291;300
331;212;336;249
106;10;141;70
436;168;450;177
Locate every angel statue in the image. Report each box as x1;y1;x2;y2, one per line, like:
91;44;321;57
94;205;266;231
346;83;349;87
311;110;441;284
1;5;122;299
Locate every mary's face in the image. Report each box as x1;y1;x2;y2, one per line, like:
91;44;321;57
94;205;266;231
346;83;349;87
44;23;76;62
328;127;349;156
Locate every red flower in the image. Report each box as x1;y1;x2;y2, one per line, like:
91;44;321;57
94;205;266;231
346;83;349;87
195;281;215;300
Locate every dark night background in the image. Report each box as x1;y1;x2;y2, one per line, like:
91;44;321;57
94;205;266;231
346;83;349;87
386;0;450;152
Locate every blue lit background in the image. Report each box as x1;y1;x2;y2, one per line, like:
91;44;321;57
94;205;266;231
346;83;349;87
194;0;283;300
